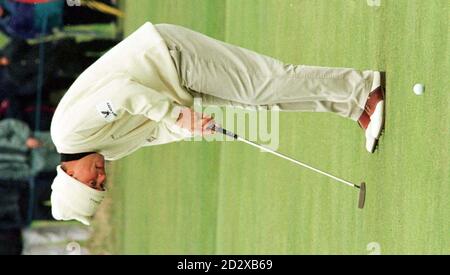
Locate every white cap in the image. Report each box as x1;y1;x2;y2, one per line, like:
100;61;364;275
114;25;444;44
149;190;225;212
51;165;106;225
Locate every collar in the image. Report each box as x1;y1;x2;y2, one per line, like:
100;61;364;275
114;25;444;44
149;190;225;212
60;152;96;162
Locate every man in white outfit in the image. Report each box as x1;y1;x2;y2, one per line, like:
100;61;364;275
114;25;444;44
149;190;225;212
50;22;385;225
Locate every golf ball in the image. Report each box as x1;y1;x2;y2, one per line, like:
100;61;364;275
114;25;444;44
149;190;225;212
413;83;425;95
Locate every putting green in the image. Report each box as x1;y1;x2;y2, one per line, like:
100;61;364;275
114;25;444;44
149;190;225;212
90;0;449;254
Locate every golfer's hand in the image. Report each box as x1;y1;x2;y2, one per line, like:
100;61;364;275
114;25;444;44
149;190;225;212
175;107;216;136
26;137;42;149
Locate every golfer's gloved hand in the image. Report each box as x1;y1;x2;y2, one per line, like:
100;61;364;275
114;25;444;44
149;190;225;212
175;107;216;136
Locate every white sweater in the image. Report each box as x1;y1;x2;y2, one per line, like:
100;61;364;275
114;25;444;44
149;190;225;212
51;22;194;160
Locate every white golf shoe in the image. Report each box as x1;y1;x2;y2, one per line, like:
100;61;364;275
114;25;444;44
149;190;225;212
359;71;385;153
365;129;377;153
358;111;378;153
367;99;384;139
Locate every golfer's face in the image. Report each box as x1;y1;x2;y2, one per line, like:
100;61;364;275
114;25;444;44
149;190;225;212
71;154;106;191
0;57;9;66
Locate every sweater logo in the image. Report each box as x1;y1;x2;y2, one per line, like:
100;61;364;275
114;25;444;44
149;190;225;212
96;101;118;122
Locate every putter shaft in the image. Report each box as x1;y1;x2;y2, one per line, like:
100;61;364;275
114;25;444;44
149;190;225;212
213;125;358;188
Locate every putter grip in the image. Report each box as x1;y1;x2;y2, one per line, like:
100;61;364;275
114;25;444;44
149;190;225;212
212;125;238;139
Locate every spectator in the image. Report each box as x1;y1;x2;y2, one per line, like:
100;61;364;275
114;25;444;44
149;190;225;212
0;118;59;181
0;119;59;225
0;37;118;127
0;0;64;39
0;0;118;39
1;38;116;94
0;181;23;228
0;95;56;130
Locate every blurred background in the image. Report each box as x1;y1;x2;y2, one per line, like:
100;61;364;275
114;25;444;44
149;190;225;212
0;0;123;255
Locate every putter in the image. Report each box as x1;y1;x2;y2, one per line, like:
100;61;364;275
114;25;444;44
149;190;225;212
210;125;366;209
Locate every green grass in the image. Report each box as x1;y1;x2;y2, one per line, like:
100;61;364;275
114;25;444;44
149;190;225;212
92;0;450;254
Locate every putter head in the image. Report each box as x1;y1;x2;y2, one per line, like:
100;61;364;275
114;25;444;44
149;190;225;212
358;182;366;209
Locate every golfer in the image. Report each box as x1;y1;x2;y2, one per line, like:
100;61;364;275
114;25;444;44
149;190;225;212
50;22;384;225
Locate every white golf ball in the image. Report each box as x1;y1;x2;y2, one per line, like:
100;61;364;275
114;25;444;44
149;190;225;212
413;83;425;95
